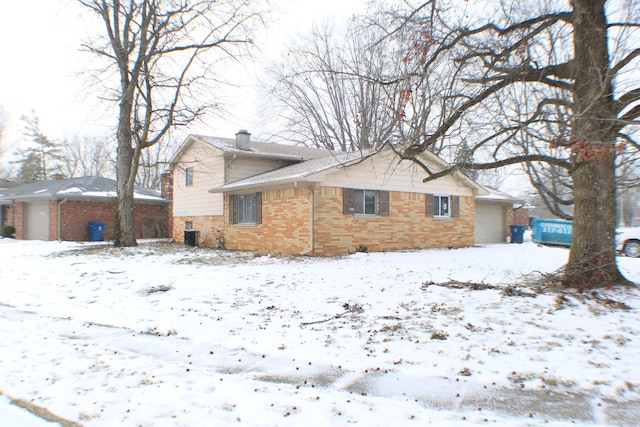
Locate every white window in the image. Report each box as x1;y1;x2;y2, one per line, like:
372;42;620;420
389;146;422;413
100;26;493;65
236;193;257;224
354;189;378;215
434;195;450;217
185;167;193;187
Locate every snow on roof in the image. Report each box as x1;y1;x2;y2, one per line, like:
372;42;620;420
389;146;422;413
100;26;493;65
0;176;165;202
476;186;523;204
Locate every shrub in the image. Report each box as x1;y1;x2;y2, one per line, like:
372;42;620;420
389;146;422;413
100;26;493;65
0;225;15;238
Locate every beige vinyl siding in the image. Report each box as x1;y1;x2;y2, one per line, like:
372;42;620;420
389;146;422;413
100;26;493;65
320;151;474;197
173;140;225;217
226;156;293;184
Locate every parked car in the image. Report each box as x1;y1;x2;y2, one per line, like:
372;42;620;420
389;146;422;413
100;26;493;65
617;229;640;258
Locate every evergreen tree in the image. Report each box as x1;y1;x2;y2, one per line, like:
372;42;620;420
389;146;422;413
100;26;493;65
14;113;62;182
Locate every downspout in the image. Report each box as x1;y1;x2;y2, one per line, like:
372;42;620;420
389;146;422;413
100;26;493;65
296;182;315;255
57;198;68;241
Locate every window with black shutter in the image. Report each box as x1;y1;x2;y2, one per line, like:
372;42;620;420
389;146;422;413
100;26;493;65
230;192;262;224
344;188;389;216
426;194;460;218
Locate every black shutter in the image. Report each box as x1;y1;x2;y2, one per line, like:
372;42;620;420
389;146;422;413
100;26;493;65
229;195;237;224
451;195;460;218
379;191;390;216
343;188;355;214
255;192;262;224
425;193;434;217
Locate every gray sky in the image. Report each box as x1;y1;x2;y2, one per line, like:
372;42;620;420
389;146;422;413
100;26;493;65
0;0;368;145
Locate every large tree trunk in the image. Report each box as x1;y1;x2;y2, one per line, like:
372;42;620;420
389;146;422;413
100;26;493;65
562;0;626;287
114;88;138;247
115;144;138;247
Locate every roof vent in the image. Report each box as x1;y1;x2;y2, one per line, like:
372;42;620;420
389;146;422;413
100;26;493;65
235;129;251;150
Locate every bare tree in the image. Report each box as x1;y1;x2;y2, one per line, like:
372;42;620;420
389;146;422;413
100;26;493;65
137;133;179;189
78;0;263;246
269;22;397;151
377;0;640;287
59;135;115;178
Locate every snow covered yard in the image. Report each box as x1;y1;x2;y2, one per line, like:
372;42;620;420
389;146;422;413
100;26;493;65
1;238;639;426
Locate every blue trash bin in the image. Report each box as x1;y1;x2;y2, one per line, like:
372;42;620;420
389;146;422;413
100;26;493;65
509;224;525;244
88;221;106;241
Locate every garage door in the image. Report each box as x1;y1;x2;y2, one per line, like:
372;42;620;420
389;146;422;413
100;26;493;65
25;201;50;240
475;204;505;244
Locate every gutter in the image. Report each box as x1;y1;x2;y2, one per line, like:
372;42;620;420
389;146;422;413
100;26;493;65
295;182;315;255
57;198;68;241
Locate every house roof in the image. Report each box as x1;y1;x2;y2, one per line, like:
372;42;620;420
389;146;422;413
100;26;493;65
170;133;488;196
476;186;524;204
169;134;333;166
210;151;374;193
0;176;165;203
0;179;21;190
210;148;489;196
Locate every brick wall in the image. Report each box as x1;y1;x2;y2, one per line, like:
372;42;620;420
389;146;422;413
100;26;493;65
54;199;170;241
49;200;58;240
512;207;529;227
225;188;312;254
172;215;226;247
161;172;174;239
10;203;24;239
314;187;475;255
182;186;476;255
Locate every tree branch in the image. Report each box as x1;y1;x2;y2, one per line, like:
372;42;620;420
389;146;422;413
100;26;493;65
421;155;571;183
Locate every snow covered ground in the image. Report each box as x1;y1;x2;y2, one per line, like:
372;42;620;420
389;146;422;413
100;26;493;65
1;235;639;426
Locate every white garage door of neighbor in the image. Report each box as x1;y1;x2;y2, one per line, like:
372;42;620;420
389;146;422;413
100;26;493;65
25;201;50;240
474;204;504;244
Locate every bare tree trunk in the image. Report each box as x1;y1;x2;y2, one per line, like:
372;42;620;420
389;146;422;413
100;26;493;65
562;0;627;287
114;92;138;247
79;0;259;248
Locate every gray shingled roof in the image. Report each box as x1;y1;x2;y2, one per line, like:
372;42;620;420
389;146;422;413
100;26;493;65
170;134;334;165
0;179;21;190
0;176;164;202
210;151;373;193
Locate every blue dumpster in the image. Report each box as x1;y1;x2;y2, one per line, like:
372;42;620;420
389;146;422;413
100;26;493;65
531;218;572;246
88;221;106;241
509;224;526;243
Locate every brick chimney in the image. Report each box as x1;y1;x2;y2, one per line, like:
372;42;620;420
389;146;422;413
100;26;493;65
51;173;64;180
235;129;251;150
160;171;173;200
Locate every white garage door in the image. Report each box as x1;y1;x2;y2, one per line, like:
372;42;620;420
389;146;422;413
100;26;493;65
475;204;505;244
25;201;50;240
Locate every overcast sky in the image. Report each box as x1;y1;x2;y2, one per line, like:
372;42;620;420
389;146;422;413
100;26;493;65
0;0;368;146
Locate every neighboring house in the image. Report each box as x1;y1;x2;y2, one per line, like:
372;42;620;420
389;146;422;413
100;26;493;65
0;179;21;229
474;187;525;244
0;175;172;241
169;131;498;255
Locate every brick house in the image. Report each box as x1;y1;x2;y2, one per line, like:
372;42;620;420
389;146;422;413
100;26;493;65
0;175;172;241
0;179;20;231
475;187;525;244
169;131;501;255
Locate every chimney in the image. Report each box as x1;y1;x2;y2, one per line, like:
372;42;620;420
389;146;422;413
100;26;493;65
160;171;173;200
235;129;251;150
51;173;64;180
